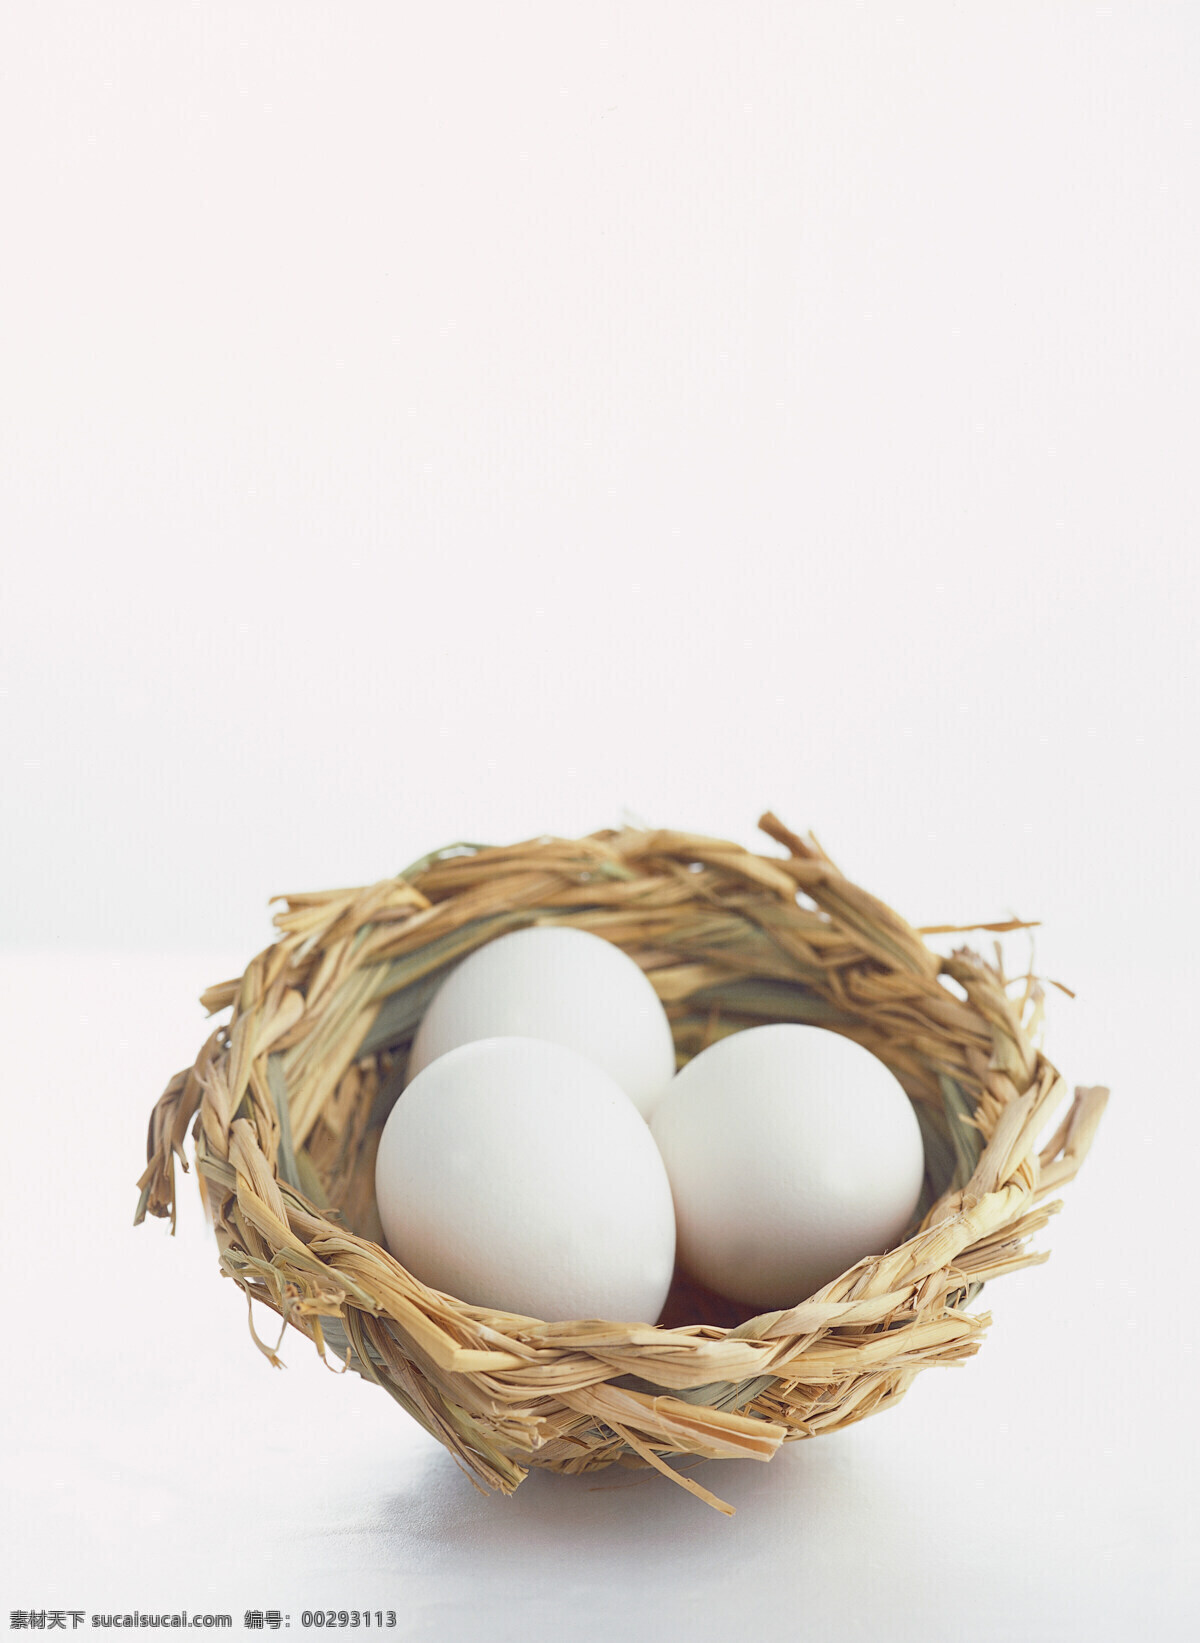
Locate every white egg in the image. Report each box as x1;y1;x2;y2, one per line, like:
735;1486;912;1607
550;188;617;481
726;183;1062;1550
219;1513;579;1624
375;1036;677;1323
650;1023;926;1310
407;925;676;1119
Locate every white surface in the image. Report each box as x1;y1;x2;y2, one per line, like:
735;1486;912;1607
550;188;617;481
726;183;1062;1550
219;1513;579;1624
1;951;1195;1641
1;3;1197;977
2;1;1198;1637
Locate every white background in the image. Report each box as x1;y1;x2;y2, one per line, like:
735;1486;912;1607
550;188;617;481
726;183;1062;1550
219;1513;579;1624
2;4;1197;1639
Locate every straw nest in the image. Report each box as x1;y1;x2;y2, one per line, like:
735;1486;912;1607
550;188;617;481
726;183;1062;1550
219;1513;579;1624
136;814;1108;1515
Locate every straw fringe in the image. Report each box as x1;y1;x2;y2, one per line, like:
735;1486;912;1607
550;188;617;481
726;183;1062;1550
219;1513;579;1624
136;815;1107;1512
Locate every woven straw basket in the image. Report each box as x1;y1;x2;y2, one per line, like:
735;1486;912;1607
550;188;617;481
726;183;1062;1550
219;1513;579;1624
136;814;1107;1515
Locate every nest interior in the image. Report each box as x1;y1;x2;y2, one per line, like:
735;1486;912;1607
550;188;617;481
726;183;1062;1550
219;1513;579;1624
136;813;1107;1515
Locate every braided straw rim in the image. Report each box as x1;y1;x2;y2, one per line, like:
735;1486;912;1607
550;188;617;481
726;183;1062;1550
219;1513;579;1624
136;814;1108;1515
